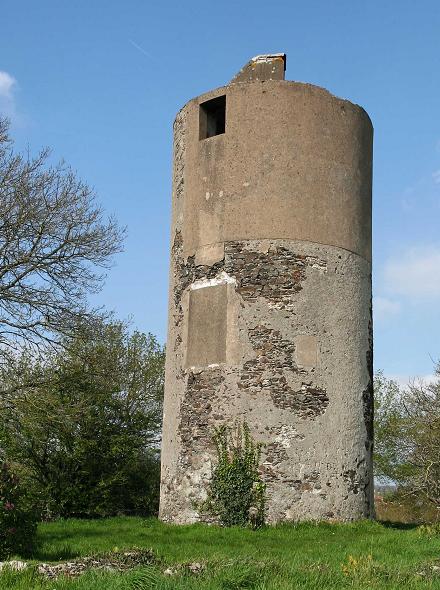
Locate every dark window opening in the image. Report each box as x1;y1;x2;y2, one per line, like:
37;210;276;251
199;95;226;139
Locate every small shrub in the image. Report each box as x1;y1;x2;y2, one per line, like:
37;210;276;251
204;422;266;528
0;463;37;559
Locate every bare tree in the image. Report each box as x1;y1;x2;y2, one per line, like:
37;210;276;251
0;117;125;383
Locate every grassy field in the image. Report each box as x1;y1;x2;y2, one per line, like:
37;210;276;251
2;517;440;589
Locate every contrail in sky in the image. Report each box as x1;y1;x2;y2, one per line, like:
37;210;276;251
129;39;154;60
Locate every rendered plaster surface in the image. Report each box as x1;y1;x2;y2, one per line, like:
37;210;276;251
181;80;372;262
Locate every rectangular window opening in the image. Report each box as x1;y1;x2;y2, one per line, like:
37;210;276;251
199;95;226;140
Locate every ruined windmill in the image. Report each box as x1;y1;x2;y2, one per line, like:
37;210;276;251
160;54;373;523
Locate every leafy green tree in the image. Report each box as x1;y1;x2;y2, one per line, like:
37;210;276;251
374;364;440;507
0;462;37;558
0;321;164;517
374;371;405;483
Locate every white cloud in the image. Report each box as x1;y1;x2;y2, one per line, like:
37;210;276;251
384;245;440;298
0;71;16;99
0;71;22;124
373;296;401;320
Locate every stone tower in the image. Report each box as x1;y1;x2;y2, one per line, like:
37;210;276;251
160;54;373;523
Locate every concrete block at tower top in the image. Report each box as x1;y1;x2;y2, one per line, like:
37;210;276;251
230;53;286;83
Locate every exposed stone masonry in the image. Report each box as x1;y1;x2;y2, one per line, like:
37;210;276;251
240;325;329;417
226;243;308;308
178;368;224;467
173;238;329;424
173;236;327;310
173;236;331;440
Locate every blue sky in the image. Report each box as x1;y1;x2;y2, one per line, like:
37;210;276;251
1;0;439;383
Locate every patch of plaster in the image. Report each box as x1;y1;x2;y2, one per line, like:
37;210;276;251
274;424;304;448
190;272;237;290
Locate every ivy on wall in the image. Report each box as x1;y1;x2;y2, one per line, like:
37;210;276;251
203;422;266;528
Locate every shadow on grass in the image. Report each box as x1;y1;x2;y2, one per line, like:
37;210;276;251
40;529;112;538
378;520;420;530
31;545;81;561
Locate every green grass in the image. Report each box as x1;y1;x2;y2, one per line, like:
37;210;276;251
3;517;440;588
